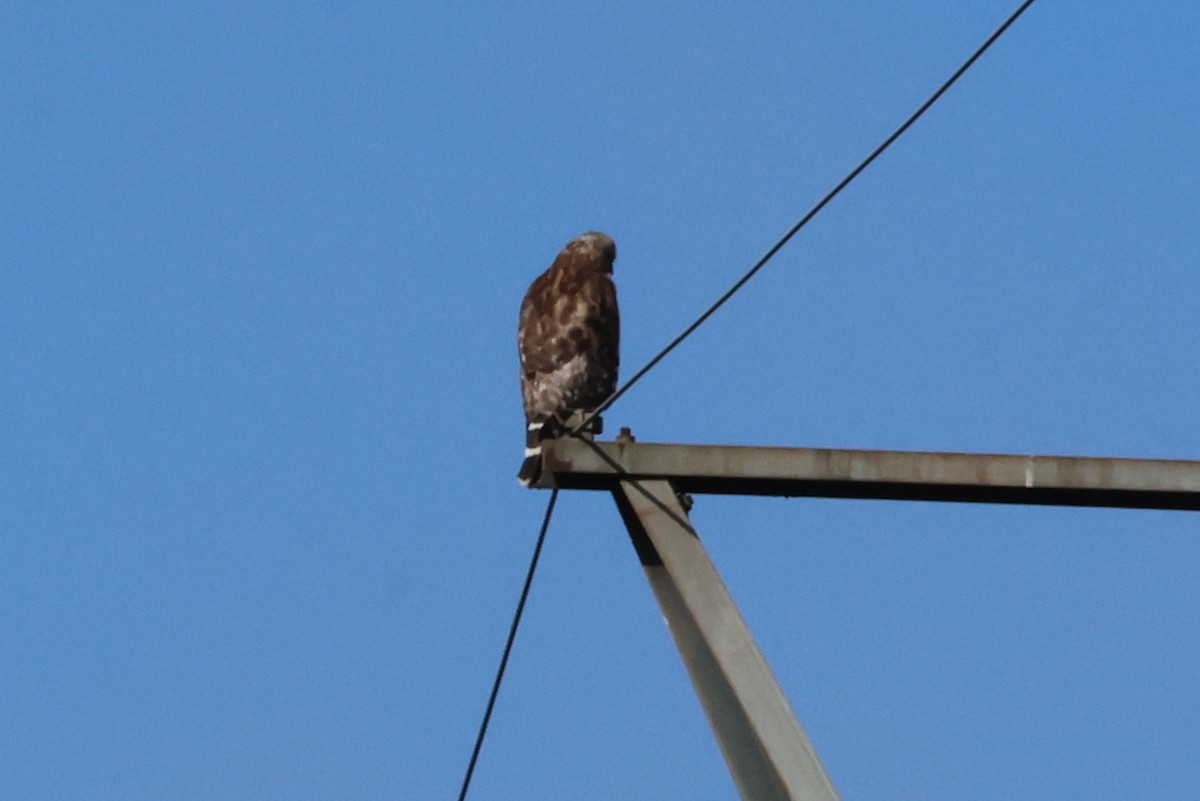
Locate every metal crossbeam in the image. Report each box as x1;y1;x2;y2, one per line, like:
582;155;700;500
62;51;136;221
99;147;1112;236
536;438;1200;510
529;436;1199;801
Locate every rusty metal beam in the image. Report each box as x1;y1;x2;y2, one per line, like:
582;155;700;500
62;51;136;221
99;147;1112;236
612;479;841;801
536;439;1200;510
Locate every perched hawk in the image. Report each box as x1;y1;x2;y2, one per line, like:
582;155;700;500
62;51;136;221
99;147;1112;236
517;231;620;486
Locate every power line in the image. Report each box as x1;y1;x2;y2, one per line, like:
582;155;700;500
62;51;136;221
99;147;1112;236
456;489;559;801
573;0;1039;436
461;2;1040;794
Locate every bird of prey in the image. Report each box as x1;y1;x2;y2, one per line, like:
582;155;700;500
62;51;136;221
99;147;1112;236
517;231;619;486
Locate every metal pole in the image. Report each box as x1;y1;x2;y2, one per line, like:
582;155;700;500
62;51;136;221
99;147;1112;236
612;478;841;801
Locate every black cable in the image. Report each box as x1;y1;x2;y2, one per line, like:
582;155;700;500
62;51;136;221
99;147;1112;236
456;488;559;801
459;2;1039;793
572;0;1039;436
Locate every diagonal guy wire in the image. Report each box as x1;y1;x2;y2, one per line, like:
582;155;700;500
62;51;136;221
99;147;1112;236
571;0;1039;437
456;489;559;801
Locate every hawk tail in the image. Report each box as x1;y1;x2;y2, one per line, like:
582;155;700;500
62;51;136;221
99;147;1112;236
517;420;550;487
517;413;604;487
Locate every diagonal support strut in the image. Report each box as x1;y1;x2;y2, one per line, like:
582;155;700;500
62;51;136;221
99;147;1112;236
612;479;841;801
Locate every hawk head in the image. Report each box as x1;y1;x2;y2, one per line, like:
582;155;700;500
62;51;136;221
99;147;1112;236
562;231;617;273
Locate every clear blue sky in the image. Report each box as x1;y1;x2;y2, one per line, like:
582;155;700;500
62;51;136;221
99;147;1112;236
3;2;1198;799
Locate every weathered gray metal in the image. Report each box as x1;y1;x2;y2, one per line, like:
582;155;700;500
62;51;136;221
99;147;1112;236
612;479;841;801
536;438;1200;510
525;435;1199;799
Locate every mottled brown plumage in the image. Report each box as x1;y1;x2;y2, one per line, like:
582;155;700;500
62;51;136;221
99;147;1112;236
517;232;619;485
